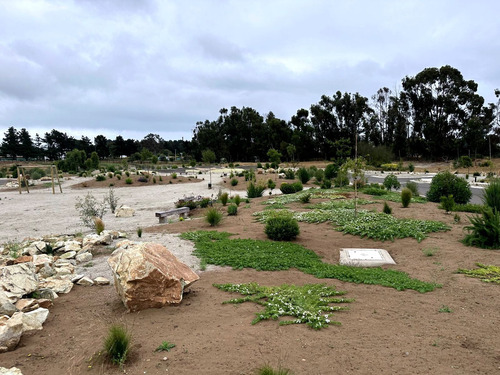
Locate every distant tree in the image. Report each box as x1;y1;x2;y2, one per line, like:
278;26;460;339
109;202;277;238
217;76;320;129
202;149;216;164
18;128;35;159
1;126;20;159
94;135;109;159
141;133;164;154
267;148;282;166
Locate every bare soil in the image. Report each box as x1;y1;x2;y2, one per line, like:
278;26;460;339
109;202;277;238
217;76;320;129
1;174;500;374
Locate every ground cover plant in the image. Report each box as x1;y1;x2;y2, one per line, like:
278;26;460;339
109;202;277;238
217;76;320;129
457;263;500;283
257;364;293;375
254;208;449;242
363;189;427;203
263;189;345;206
180;231;440;292
214;282;352;329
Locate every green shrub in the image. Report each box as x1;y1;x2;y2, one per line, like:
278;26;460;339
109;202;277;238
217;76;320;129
265;214;300;241
383;201;392;214
233;194;241;206
75;192;107;230
405;181;419;196
172;172;177;179
227;204;238;216
440;195;455;213
463;207;500;249
401;188;412;208
324;163;337;180
200;198;211;208
300;193;311;204
137;227;142;238
280;183;296;194
320;179;332;189
125;178;132;184
230;178;238;186
292;181;303;192
105;187;119;213
383;174;400;191
283;169;295;179
138;176;147;183
247;182;266;198
205;207;223;226
116;174;121;180
96;174;106;182
408;163;415;172
483;178;500;212
315;169;324;182
296;168;310;184
103;324;131;366
257;364;293;375
363;187;387;196
334;171;349;187
220;192;229;206
426;171;471;204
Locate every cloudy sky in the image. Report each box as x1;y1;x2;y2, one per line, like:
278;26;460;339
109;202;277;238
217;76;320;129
1;0;499;142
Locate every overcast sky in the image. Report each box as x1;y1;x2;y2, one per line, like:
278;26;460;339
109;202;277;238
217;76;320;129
1;0;499;142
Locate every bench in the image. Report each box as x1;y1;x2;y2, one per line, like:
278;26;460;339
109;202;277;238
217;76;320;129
155;207;190;223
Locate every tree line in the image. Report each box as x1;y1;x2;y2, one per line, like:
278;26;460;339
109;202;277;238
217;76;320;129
2;65;499;164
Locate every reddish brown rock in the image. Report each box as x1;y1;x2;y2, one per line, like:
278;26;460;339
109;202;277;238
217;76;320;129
108;242;199;312
12;256;33;265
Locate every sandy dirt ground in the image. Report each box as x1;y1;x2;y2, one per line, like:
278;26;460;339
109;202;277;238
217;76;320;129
1;173;500;374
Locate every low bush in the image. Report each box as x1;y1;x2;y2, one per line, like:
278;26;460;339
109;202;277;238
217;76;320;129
103;324;131;366
105;187;119;213
138;176;148;183
125;178;132;184
292;181;303;192
94;217;105;235
247;182;266;198
96;175;106;182
383;174;400;191
405;181;419;196
440;195;455;213
300;193;311;203
265;214;300;241
463;207;500;249
334;172;349;187
321;179;332;189
284;169;295;179
324;163;338;180
227;204;238;216
280;183;296;194
220;192;229;206
233;194;241;206
199;198;211;208
296;168;310;184
383;201;392;214
363;187;387;196
427;171;471;204
205;207;223;226
230;178;238;186
75;192;107;230
172;173;177;179
483;178;500;212
401;188;412;208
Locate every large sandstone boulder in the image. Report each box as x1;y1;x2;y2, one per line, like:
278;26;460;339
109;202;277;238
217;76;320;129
108;242;199;312
0;312;23;353
0;264;38;302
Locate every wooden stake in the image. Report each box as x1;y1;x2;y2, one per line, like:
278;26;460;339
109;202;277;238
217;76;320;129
54;165;62;193
22;167;30;193
17;167;21;194
50;166;55;194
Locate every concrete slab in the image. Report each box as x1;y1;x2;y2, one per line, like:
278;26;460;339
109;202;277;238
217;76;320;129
339;248;396;267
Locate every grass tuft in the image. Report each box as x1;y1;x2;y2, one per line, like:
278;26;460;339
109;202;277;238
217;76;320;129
103;324;131;366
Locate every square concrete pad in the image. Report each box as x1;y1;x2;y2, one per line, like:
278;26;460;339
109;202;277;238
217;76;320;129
339;248;396;267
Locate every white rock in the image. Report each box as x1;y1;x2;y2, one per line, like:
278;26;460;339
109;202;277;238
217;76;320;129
76;277;94;286
14;299;38;313
115;205;135;218
0;312;23;353
21;308;49;333
0;366;24;374
37;263;55;278
0;291;16;317
64;241;81;252
32;254;53;267
71;274;85;283
59;251;76;260
39;277;73;294
94;277;110;285
75;252;92;263
0;263;38;302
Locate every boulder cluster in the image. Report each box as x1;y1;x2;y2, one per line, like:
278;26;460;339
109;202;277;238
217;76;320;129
0;231;123;353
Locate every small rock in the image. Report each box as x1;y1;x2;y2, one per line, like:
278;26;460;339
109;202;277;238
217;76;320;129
36;288;58;301
71;274;85;283
14;299;39;313
0;366;24;374
37;263;55;278
75;252;92;263
32;254;53;267
12;256;33;265
0;263;39;302
21;308;49;333
93;277;110;285
36;299;53;309
64;241;81;252
59;251;76;260
76;277;94;286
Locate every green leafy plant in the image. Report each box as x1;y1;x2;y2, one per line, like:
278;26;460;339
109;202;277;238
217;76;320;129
299;193;311;203
257;365;293;375
401;187;412;208
227;204;238;216
125;178;133;184
462;207;500;249
438;305;452;313
96;174;106;182
440;195;455;213
215;283;351;329
427;171;471;204
230;178;238;186
383;174;400;191
405;181;419;196
105;187;119;214
247;182;266;198
220;192;229;206
296;167;310;184
103;324;131;366
172;172;177;179
483;178;500;212
199;198;211;208
233;194;241;206
383;201;392;215
181;231;440;292
265;213;300;241
205;207;223;226
454;213;461;223
457;263;500;283
155;341;176;352
5;241;21;258
422;247;438;257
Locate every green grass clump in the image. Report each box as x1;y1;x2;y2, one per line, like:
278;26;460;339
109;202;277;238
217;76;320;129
383;201;392;214
220;192;229;206
227;203;238;216
265;214;300;241
205;207;223;226
125;178;133;184
257;365;293;375
401;187;412;208
247;182;266;198
103;324;131;366
462;207;500;249
457;263;500;283
214;283;351;329
155;341;176;352
180;231;440;292
438;203;484;213
233;194;241;206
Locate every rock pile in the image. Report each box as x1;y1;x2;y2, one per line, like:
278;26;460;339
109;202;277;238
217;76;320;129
0;231;122;352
